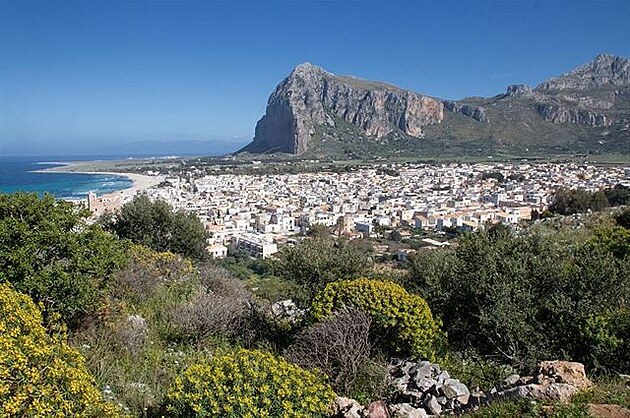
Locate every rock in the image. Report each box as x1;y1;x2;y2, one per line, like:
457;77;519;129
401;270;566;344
443;100;489;123
537;360;592;390
424;394;442;415
392;376;410;392
334;397;363;418
400;361;416;376
502;374;521;388
499;383;546;400
366;400;390;418
499;382;578;403
389;403;429;418
436;370;450;384
400;389;423;403
270;299;304;322
588;403;630;418
505;84;533;97
413;363;433;380
469;387;486;408
536;54;630;91
536;103;611;126
441;378;470;404
239;54;630;158
243;62;444;155
414;377;436;392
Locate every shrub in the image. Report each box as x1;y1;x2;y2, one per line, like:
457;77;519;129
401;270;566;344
615;207;630;229
407;226;630;372
166;264;262;344
0;193;129;326
0;283;120;417
284;307;378;397
311;278;446;361
163;348;336;417
112;244;196;306
604;184;630;207
168;287;255;344
578;307;630;374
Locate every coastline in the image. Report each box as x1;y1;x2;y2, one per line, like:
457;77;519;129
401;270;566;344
36;161;163;199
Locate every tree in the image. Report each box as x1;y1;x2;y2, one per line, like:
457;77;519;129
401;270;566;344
307;223;331;238
604;184;630;206
0;193;128;326
548;187;609;215
614;207;630;230
102;194;209;260
389;229;403;242
274;238;373;304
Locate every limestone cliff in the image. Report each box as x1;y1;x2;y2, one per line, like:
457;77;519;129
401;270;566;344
240;55;630;156
536;54;630;91
241;63;451;155
536;103;612;127
532;55;630;127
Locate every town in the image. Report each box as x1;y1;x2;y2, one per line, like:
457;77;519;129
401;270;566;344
89;161;630;259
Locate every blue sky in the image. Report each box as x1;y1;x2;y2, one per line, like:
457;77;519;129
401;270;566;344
1;0;629;155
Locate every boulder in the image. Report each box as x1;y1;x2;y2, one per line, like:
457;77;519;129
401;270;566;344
499;383;578;403
502;374;521;388
424;394;442;415
334;397;363;418
389;403;429;418
537;361;592;390
441;378;470;404
367;400;390;418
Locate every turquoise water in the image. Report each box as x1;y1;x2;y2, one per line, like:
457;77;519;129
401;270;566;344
0;156;133;200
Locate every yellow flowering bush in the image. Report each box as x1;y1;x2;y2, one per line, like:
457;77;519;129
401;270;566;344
0;283;121;417
128;244;195;279
311;278;446;361
164;348;336;417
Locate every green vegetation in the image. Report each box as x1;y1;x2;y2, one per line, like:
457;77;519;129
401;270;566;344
549;187;609;214
548;184;630;215
0;283;120;417
407;222;630;373
163;348;336;418
0;193;129;326
604;184;630;206
2;192;630;417
312;278;446;361
102;194;208;261
273;237;374;304
615;207;630;229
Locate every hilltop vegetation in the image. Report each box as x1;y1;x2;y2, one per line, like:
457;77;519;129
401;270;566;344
1;192;629;416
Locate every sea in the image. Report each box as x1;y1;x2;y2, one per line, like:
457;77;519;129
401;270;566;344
1;155;155;200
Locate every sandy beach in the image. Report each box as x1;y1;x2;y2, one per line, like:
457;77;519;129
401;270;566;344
38;162;163;199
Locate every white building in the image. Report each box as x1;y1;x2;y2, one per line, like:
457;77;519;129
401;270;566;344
207;244;228;259
233;235;278;259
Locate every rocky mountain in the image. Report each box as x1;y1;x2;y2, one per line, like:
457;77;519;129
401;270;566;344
240;54;630;157
241;63;450;154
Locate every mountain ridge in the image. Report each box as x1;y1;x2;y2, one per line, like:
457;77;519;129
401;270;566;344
240;55;630;157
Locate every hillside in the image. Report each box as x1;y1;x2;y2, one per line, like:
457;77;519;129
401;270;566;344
239;54;630;158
